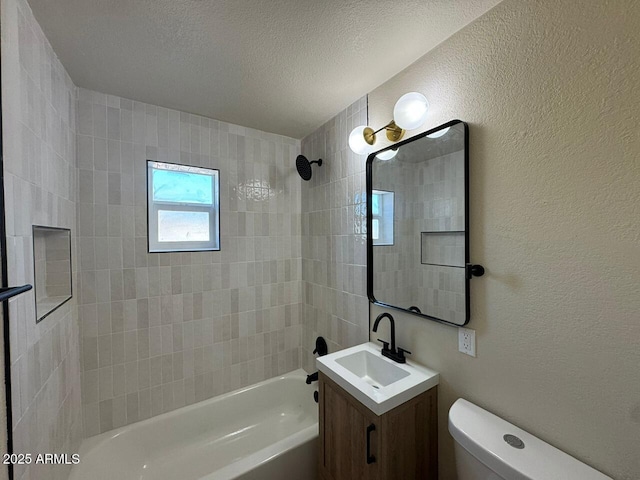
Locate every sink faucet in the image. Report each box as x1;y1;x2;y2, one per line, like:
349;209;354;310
372;312;411;363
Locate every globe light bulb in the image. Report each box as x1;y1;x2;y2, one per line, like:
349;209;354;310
393;92;429;130
349;126;375;155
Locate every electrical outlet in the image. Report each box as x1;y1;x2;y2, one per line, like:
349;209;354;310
458;327;476;357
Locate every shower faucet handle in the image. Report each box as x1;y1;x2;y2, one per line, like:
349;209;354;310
313;336;328;356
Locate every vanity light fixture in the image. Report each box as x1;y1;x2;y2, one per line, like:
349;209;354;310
349;92;429;155
348;122;404;155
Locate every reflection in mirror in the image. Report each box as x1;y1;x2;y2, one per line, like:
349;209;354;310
367;120;470;326
371;190;394;246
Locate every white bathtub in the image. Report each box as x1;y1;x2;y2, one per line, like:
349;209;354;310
70;369;318;480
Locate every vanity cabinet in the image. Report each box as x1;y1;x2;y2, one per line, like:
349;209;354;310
318;372;438;480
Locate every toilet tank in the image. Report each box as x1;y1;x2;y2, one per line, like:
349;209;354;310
448;399;612;480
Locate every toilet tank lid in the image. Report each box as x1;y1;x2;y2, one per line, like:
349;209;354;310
448;399;612;480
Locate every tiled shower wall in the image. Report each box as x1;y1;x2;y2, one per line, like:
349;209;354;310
300;98;369;371
76;89;303;435
1;0;83;478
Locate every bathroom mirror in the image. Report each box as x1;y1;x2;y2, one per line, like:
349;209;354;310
367;120;482;326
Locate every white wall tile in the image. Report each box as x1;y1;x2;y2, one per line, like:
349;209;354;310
300;98;370;371
76;90;303;435
2;0;82;477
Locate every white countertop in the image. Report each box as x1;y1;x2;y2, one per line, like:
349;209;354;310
316;342;439;416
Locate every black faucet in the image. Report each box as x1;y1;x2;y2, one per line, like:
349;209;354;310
372;312;411;363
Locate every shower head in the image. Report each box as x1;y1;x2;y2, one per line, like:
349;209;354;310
296;155;322;181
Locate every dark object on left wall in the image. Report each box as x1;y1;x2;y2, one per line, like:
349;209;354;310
306;336;329;391
296;155;322;181
313;336;328;357
0;285;32;302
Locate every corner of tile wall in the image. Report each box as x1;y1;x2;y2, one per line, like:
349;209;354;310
2;0;83;477
300;96;370;372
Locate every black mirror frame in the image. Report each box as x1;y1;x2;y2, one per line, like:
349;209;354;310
366;119;474;327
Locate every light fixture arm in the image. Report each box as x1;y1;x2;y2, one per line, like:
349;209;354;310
363;120;405;146
348;92;427;155
381;120;404;142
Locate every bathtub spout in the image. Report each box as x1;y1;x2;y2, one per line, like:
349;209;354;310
306;372;319;384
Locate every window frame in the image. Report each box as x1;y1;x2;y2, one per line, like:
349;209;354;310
372;189;394;246
147;160;220;253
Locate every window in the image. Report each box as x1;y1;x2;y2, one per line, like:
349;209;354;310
147;161;220;252
372;189;394;246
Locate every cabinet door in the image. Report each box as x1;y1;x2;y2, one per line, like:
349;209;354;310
319;376;380;480
380;386;438;479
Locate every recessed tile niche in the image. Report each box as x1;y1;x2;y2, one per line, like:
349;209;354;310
33;226;72;322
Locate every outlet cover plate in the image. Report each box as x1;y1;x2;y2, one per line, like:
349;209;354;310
458;327;476;357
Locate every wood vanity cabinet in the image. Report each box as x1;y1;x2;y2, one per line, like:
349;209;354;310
318;372;438;480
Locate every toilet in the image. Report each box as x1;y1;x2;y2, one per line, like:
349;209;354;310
448;399;612;480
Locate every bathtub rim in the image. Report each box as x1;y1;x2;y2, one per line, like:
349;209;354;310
200;423;317;480
77;368;315;457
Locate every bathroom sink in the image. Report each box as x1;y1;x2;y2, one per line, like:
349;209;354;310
316;342;439;416
335;350;410;388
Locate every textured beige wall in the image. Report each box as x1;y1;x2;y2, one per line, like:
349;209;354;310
369;1;640;479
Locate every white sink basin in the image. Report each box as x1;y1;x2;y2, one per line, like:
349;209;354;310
316;342;439;416
335;350;409;388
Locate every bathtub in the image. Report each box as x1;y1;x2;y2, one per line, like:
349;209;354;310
70;369;318;480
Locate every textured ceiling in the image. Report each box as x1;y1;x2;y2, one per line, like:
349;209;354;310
27;0;502;138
